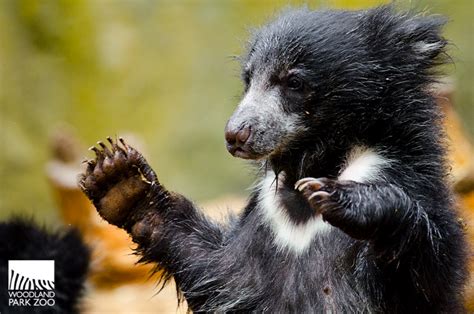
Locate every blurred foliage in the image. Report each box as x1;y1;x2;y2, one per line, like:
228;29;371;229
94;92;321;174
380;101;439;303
0;0;472;222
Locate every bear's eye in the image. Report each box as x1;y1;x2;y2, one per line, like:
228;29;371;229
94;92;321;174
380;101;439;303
287;75;304;91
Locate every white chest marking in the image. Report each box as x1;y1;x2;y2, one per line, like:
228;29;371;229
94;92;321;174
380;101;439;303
258;173;331;254
338;146;391;183
258;146;390;254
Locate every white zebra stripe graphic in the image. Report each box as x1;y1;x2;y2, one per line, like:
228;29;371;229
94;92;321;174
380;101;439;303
8;260;55;290
8;269;55;290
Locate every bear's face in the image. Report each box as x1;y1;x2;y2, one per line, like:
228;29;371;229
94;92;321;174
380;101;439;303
224;7;446;161
224;65;308;160
225;9;361;160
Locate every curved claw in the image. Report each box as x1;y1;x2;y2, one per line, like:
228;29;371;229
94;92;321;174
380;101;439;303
107;136;122;152
89;146;104;159
106;136;114;146
119;137;129;150
82;158;96;170
118;137;130;155
294;177;315;190
107;136;122;155
295;177;326;191
78;180;86;191
98;141;113;157
308;191;331;202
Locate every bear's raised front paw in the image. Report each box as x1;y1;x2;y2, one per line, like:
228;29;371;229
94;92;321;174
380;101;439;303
79;137;158;227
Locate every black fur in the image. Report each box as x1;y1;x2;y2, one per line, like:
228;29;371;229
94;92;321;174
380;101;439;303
80;6;468;313
0;218;90;313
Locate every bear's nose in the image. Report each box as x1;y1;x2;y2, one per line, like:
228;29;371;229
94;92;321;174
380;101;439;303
225;125;251;151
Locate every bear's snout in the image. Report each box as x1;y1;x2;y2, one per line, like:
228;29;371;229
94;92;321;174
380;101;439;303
225;123;253;159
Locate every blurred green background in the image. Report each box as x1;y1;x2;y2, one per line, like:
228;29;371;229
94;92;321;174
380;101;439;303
0;0;472;222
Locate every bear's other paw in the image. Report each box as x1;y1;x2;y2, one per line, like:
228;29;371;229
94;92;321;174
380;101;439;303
295;177;339;211
295;177;359;230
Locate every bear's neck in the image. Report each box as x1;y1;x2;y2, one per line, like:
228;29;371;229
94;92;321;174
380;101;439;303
266;144;347;185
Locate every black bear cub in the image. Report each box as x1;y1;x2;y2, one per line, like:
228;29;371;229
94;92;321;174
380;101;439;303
80;6;467;313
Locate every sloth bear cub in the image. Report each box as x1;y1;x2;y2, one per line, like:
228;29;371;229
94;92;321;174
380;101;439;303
80;6;467;313
0;219;89;313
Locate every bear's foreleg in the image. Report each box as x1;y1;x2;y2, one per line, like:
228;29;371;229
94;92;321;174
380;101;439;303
295;177;435;250
79;138;225;290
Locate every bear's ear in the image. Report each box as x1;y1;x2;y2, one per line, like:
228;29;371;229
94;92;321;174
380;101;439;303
367;6;447;63
396;14;447;61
